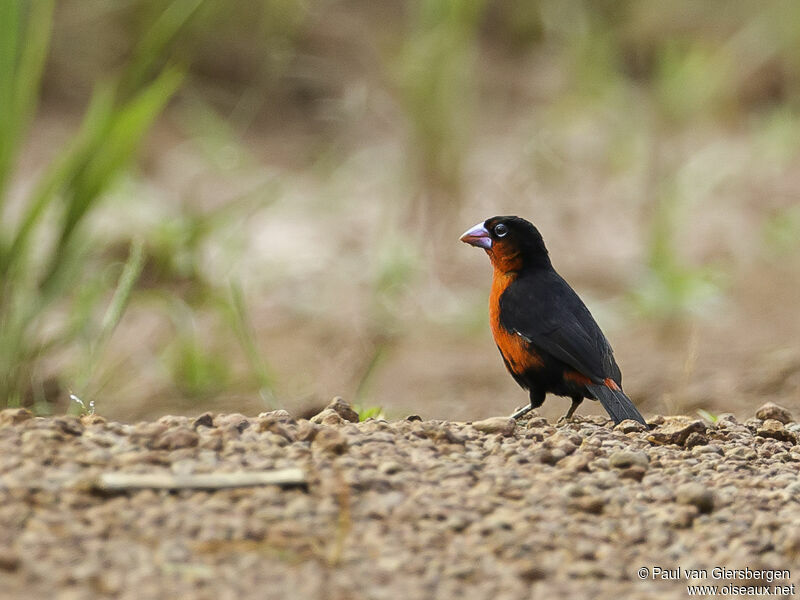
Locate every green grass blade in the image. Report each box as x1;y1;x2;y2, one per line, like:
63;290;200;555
122;0;204;95
12;0;54;146
40;67;183;291
0;0;54;211
75;237;145;395
0;86;115;279
226;280;277;405
97;237;145;352
63;67;184;239
0;0;21;202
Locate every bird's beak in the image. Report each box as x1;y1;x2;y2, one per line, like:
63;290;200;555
460;222;492;249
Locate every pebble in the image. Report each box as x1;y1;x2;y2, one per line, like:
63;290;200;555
471;417;516;436
755;402;793;424
614;419;647;434
684;432;708;448
310;409;344;426
0;408;34;425
151;427;199;451
756;419;797;443
192;412;214;429
676;482;715;513
608;451;649;469
647;417;706;446
312;427;349;454
317;397;360;424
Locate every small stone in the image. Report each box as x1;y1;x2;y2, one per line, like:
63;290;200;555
563;484;587;498
378;461;403;475
313;427;349;454
559;452;592;472
569;496;604;514
151;427;199;450
405;415;422;422
567;560;606;578
471;417;516;436
535;449;563;465
296;420;321;442
215;413;251;432
516;561;547;582
257;409;295;424
728;446;757;460
158;415;191;427
257;417;295;441
668;505;699;528
525;416;549;428
192;412;214;429
482;508;517;531
325;397;360;423
0;408;33;426
310;409;344;426
780;530;800;557
81;414;106;426
716;414;738;427
609;451;649;469
684;432;708;448
421;423;465;445
53;416;84;436
0;549;20;571
198;431;223;451
130;422;168;445
647;417;706;446
618;466;647;481
676;482;715;513
615;419;647;433
756;402;793;424
744;417;762;431
757;419;797;443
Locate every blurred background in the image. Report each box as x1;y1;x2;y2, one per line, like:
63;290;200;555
1;0;799;423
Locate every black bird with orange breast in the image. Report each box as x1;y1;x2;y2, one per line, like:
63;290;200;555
461;216;646;425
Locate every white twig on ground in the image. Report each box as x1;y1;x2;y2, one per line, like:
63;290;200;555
93;468;307;492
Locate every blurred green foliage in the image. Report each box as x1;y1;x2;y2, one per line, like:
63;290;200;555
763;206;800;257
0;0;198;408
355;405;386;422
3;0;800;414
395;0;487;219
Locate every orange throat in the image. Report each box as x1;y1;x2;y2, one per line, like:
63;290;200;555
487;240;524;344
486;242;522;273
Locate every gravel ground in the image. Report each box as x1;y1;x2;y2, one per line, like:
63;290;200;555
1;399;799;600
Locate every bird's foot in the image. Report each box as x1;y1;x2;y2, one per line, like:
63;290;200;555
510;405;533;420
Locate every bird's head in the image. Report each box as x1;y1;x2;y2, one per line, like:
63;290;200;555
460;216;551;272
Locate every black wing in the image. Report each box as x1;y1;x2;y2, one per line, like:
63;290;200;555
498;269;621;385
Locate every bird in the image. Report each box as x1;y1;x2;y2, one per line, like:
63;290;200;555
460;215;646;425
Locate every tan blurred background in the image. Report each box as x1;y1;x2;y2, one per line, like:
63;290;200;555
4;0;800;422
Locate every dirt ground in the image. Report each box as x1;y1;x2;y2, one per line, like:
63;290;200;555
2;398;799;600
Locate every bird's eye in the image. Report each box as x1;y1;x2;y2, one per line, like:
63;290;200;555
494;223;508;237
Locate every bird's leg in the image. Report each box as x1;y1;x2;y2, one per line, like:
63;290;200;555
511;388;545;420
558;396;584;423
510;405;532;419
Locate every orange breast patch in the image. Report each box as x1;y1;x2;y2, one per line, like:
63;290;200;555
489;270;543;376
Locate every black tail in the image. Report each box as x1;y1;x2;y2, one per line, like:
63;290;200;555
586;384;646;425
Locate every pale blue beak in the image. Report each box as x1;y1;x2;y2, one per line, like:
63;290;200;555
460;222;491;249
